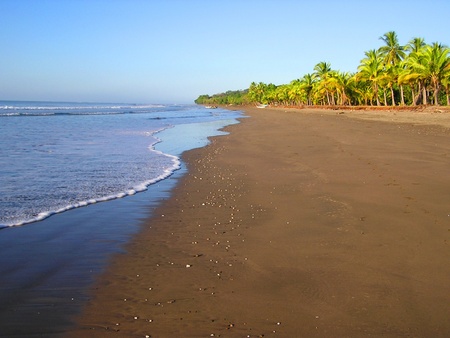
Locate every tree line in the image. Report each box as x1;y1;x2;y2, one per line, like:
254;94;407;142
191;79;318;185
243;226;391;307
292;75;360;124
196;31;450;107
195;90;248;105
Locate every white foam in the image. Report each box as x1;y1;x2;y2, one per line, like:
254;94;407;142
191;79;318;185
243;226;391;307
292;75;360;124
0;104;242;228
2;128;182;228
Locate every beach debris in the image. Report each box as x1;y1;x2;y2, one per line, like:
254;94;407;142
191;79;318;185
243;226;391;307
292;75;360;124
186;264;192;268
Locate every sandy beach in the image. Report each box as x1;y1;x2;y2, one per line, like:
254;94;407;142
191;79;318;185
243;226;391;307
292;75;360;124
66;106;450;337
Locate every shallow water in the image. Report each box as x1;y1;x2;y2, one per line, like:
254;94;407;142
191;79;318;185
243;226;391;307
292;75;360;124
0;101;241;227
0;101;242;336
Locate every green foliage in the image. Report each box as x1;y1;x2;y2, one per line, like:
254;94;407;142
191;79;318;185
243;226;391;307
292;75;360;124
195;89;249;105
196;31;450;107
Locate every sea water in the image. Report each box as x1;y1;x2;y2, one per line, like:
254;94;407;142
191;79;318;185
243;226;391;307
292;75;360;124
0;101;242;228
0;101;242;335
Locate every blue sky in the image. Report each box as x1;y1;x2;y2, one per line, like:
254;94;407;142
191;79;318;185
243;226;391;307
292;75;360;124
1;0;450;104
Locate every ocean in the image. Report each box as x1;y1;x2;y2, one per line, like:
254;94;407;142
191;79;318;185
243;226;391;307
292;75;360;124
0;101;241;228
0;101;242;335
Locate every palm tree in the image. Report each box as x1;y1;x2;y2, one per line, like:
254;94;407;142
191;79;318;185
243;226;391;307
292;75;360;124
353;80;373;105
379;31;406;105
406;37;426;54
398;61;415;105
403;43;450;105
402;50;428;105
379;31;406;66
425;43;450;105
313;61;333;105
402;37;427;105
325;71;339;105
288;79;308;106
380;65;398;105
265;83;278;105
357;50;384;106
248;82;263;104
330;71;353;105
248;82;277;104
442;77;450;105
300;73;315;105
242;32;450;108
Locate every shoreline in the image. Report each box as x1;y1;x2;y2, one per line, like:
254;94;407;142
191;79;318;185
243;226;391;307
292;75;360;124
233;104;450;129
0;109;242;337
67;106;450;337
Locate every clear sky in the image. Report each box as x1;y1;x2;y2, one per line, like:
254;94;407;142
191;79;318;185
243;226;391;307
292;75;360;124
1;0;449;104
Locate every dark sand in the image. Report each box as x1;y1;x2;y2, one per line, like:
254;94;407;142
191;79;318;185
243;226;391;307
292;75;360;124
66;106;450;337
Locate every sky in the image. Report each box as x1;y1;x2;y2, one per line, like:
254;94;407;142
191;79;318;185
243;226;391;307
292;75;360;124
1;0;450;104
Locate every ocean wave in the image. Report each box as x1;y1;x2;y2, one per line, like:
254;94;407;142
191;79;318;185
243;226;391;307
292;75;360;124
0;110;164;117
0;104;243;229
0;136;181;228
0;103;165;110
0;102;168;117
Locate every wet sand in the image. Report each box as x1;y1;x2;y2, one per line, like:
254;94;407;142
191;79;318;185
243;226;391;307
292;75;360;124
67;106;450;337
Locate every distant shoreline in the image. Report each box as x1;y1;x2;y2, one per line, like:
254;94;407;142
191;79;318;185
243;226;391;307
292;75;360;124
223;104;450;129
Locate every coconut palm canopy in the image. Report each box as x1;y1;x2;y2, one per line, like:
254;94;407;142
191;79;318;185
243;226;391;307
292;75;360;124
196;31;450;107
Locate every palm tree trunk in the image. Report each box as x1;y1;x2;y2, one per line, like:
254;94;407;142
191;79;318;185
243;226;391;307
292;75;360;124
390;86;395;106
400;85;405;105
415;82;423;106
433;82;440;105
374;84;380;106
422;84;427;105
326;91;331;105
